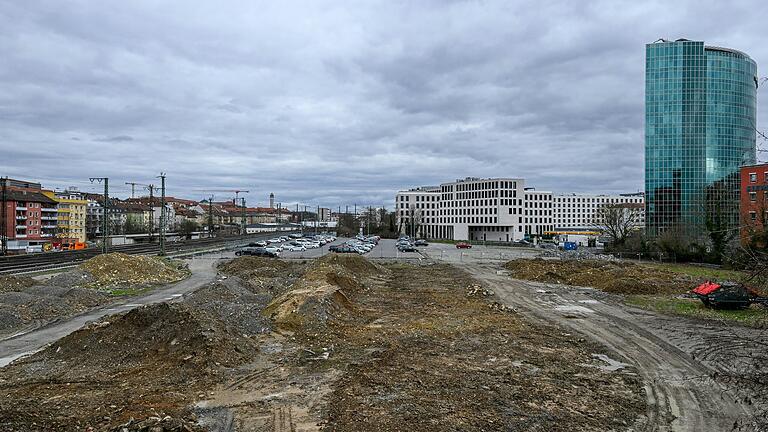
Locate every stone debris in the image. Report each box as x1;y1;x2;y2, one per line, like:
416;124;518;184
80;253;189;288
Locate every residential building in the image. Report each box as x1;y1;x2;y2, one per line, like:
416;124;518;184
645;39;758;236
554;193;645;230
42;188;88;243
740;163;768;245
84;194;126;241
1;178;59;253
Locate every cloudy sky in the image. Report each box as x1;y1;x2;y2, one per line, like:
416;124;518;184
1;1;766;209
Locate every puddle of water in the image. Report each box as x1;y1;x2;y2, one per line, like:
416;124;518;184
554;305;594;314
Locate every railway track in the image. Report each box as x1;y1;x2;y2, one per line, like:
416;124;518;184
0;232;295;275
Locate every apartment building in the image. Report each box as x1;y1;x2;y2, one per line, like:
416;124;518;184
1;178;59;253
396;177;554;241
42;189;88;243
740;163;768;245
554;193;645;230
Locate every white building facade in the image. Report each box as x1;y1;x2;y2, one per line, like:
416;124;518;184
396;178;644;241
395;177;554;242
553;193;645;230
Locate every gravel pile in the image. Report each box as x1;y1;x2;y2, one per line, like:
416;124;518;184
0;275;36;293
184;278;274;335
80;253;188;288
537;248;620;262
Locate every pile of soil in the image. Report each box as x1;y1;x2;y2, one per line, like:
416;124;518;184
262;254;380;332
505;259;694;294
185;278;274;336
80;253;188;287
0;302;258;430
218;256;306;294
0;275;36;293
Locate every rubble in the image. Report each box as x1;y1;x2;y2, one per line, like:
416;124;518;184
505;258;696;294
537;249;621;262
0;275;36;293
80;253;189;288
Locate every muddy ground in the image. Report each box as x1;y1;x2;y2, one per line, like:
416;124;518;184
472;262;765;431
0;255;646;431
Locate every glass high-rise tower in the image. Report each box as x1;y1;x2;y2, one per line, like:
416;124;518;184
645;39;758;236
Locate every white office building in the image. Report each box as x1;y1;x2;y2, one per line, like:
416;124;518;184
395;177;554;242
553;193;645;230
396;178;644;241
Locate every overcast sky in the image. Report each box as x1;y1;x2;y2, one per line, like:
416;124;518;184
1;1;766;209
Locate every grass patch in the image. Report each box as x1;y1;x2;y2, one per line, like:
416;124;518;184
626;295;768;328
644;263;746;282
108;286;153;297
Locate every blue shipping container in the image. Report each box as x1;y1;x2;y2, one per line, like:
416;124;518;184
563;242;577;251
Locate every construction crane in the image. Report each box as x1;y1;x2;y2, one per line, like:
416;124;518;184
192;189;250;235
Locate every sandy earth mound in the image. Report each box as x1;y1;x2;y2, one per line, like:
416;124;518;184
262;254;380;332
505;258;696;294
80;252;188;287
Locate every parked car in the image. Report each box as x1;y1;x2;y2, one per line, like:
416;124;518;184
267;238;281;244
398;244;417;252
236;247;277;257
265;246;282;255
333;246;357;253
284;244;306;252
455;242;472;249
414;239;428;246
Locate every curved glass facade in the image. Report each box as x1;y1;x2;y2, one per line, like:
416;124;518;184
645;39;757;236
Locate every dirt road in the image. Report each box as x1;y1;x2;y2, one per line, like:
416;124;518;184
462;262;757;431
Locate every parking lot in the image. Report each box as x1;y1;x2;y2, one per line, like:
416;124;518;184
418;241;539;263
231;236;539;262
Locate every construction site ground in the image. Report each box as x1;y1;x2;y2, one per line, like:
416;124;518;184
0;250;763;431
469;261;764;431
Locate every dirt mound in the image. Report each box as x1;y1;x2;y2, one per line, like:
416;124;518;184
0;302;256;430
316;253;383;276
184;278;274;335
0;275;36;293
263;256;374;332
80;253;188;287
505;259;693;294
33;302;257;379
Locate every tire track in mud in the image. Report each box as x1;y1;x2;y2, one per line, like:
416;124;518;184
463;264;754;432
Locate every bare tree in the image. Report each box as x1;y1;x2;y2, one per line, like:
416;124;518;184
593;204;638;246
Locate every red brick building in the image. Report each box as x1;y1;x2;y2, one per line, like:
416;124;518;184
740;163;768;246
1;178;59;253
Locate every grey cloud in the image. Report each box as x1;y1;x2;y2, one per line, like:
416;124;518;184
0;0;766;208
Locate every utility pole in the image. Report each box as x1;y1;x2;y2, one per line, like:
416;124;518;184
89;177;109;254
316;205;319;234
145;184;155;241
240;197;246;236
1;177;7;256
277;203;282;231
208;195;214;238
157;173;166;256
125;182;141;198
